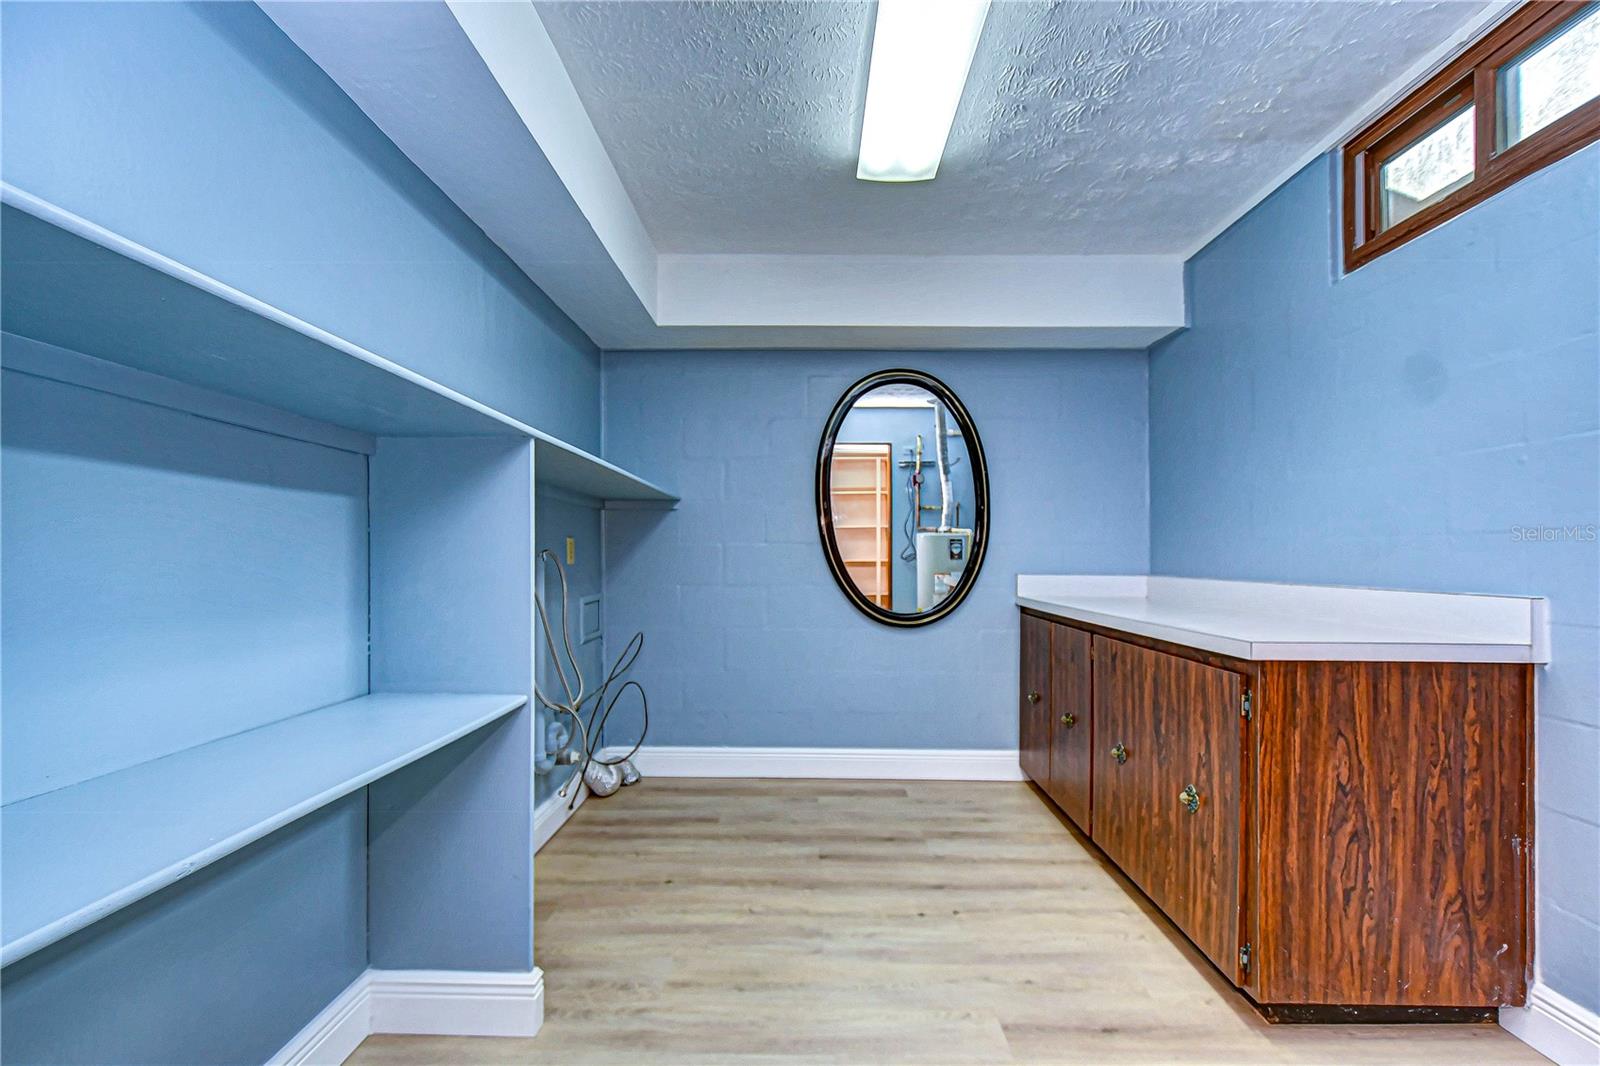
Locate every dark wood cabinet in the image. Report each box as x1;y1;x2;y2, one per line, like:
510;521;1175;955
1252;660;1531;1008
1045;624;1091;828
1093;636;1242;979
1019;609;1531;1020
1018;613;1051;787
1017;616;1093;832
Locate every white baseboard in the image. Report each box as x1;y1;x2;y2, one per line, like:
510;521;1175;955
625;745;1025;782
1501;983;1600;1066
533;778;588;852
267;971;372;1066
268;968;544;1065
367;969;544;1038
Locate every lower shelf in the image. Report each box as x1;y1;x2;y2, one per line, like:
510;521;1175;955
1;692;527;966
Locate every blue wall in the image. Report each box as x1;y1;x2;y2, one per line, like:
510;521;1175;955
1;337;369;804
1149;146;1600;1011
1;795;367;1066
0;341;372;1062
602;350;1149;749
0;0;601;450
0;3;606;1059
365;438;538;972
535;488;608;804
837;405;978;612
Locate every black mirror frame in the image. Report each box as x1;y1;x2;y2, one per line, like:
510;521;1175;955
815;368;989;628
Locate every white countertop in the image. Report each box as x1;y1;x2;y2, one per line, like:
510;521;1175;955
1016;575;1549;663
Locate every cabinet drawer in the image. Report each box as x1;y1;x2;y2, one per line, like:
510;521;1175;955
1092;636;1243;978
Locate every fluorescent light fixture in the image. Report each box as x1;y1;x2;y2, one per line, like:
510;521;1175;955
857;0;991;182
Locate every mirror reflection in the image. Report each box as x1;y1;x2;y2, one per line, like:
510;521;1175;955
820;374;986;624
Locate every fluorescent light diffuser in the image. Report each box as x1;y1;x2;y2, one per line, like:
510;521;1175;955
857;0;991;182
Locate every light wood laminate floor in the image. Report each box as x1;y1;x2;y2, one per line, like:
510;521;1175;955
351;779;1548;1065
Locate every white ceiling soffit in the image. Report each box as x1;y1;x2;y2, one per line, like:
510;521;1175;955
261;0;658;349
265;0;1179;350
267;1;1500;351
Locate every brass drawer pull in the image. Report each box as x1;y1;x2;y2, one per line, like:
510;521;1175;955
1059;712;1076;728
1179;784;1200;813
1110;743;1128;764
1026;691;1041;704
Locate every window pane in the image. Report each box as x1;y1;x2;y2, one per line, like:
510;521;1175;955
1502;3;1600;147
1379;105;1475;230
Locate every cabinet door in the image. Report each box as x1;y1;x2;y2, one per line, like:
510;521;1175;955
1045;623;1092;830
1092;636;1243;977
1018;613;1051;786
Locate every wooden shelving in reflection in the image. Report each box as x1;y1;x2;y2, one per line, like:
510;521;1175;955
831;443;892;609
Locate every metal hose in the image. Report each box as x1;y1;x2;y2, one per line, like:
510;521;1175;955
933;401;952;531
532;549;650;809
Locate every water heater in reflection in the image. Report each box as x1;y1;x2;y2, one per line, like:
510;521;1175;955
915;529;972;612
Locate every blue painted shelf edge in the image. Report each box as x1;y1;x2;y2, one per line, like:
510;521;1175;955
0;692;528;968
0;183;676;505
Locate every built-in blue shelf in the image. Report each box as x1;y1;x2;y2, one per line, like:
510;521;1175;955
0;692;527;967
0;184;676;506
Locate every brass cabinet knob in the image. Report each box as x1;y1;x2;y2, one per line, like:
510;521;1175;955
1060;712;1076;728
1026;691;1041;704
1179;784;1200;813
1110;743;1128;764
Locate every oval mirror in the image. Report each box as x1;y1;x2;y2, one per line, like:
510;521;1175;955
816;369;989;626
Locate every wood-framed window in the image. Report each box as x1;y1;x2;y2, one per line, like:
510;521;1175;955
1344;1;1600;270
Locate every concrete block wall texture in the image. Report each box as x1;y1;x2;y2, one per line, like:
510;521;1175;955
1149;146;1600;1011
601;349;1151;751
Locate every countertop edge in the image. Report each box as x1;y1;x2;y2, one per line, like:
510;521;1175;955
1015;596;1541;664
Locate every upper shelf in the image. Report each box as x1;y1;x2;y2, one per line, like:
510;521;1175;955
1016;575;1550;663
0;185;675;505
0;692;527;967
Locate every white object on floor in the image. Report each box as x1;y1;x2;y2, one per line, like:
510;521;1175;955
268;968;545;1066
620;746;1025;782
1016;574;1548;663
583;758;623;796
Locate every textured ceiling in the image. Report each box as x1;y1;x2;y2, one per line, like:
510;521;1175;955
535;0;1489;255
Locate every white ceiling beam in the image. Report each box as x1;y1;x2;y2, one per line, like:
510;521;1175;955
445;0;659;316
261;0;658;350
657;254;1184;332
